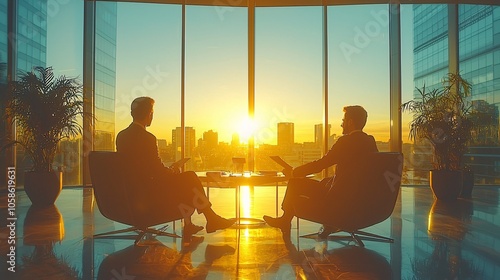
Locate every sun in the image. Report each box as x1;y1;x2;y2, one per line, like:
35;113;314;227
237;117;256;143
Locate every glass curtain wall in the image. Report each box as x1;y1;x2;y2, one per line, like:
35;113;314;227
94;1;117;152
255;7;323;174
185;6;247;172
459;4;500;184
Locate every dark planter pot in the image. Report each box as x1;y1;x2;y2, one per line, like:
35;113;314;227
24;171;62;206
460;170;474;198
430;170;462;201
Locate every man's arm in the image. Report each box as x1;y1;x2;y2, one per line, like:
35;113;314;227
292;136;347;177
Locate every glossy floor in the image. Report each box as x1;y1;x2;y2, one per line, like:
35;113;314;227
1;186;500;279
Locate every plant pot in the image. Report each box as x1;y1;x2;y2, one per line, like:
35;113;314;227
460;169;474;198
430;170;462;201
24;171;62;206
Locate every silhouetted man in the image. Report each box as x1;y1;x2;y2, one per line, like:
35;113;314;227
264;105;378;238
116;96;234;236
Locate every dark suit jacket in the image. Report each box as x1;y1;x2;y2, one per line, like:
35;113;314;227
293;131;378;191
116;123;166;180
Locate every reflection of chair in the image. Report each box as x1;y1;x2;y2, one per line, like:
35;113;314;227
298;245;393;279
89;151;181;245
296;152;403;247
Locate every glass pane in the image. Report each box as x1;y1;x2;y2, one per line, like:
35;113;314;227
328;5;390;151
13;0;84;186
114;3;181;168
94;1;117;152
0;0;7;188
459;4;500;185
255;7;323;174
402;4;449;185
185;6;247;172
401;4;420;185
47;0;84;186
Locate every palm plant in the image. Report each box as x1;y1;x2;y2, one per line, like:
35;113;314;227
401;73;473;171
4;66;84;172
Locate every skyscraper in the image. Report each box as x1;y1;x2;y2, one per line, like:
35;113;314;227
277;122;294;147
94;2;117;151
203;130;218;150
314;123;331;148
16;0;47;73
172;127;196;161
414;4;500;183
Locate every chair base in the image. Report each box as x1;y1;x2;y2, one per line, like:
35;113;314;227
94;225;181;245
301;230;394;247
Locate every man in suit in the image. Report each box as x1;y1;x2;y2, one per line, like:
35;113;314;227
263;105;378;239
116;97;234;236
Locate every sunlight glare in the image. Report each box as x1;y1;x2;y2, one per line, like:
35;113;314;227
237;117;256;143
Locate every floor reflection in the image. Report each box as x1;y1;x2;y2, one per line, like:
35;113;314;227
19;205;79;279
97;238;235;279
0;186;499;279
290;243;393;279
411;198;483;279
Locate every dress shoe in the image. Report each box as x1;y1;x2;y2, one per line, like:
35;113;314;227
181;236;204;253
183;223;204;236
206;216;235;233
263;215;291;234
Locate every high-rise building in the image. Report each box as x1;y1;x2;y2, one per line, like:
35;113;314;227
314;123;331;148
203;130;218;150
94;2;117;151
172;127;196;161
413;4;500;183
16;0;47;73
277;122;294;147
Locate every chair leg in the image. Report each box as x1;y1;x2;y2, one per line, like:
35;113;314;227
354;230;394;243
350;232;365;247
93;226;138;238
300;229;393;247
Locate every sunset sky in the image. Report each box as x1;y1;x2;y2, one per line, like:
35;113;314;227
48;2;416;145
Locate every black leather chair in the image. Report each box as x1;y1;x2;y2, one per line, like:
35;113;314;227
295;152;403;247
89;151;182;245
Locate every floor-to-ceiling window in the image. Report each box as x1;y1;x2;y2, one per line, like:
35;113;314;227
185;5;247;172
0;0;8;189
47;0;84;186
113;2;182;169
255;6;323;174
328;4;391;154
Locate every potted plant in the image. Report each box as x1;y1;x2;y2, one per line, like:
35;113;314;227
3;66;84;205
402;73;474;200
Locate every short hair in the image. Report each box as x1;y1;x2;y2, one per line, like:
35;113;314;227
131;97;155;120
343;105;368;129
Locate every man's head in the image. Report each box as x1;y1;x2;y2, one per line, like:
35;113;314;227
131;97;155;127
341;105;368;134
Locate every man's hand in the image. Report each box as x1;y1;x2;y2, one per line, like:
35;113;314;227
166;166;181;174
282;167;293;178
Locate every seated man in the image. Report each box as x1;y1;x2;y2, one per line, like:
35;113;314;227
263;105;378;239
116;96;234;236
